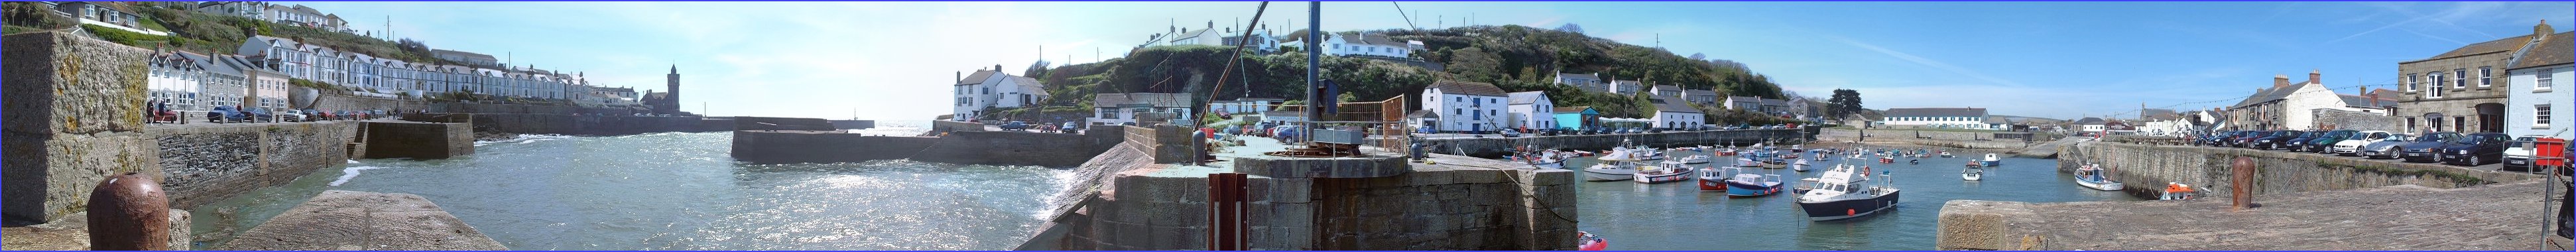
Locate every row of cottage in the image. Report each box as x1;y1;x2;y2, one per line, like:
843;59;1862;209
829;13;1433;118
52;1;654;113
2209;21;2568;139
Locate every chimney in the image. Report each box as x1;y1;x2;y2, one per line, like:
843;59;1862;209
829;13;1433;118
956;71;962;83
995;64;1003;72
2273;74;2290;89
2307;69;2320;85
2540;19;2555;39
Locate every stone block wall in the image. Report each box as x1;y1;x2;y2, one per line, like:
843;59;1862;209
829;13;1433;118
2054;141;2544;200
468;113;725;135
2311;109;2401;131
930;120;987;135
731;117;835;131
1307;166;1573;250
1123;125;1195;163
1417;128;1809;158
730;126;1124;166
4;31;162;223
298;92;426;112
364;121;473;159
147;122;355;209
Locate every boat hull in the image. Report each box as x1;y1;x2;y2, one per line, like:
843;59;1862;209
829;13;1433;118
1979;160;2000;167
2077;178;2123;191
1726;181;1784;197
1632;170;1691;184
1962;172;1982;180
1697;176;1730;191
1583;170;1635;182
1796;190;1902;221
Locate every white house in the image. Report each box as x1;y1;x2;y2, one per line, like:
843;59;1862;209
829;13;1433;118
950;66;1050;121
1091;93;1194;126
2136;109;2192;137
1505;91;1555;131
1554;72;1601;87
1649;97;1703;129
1649;85;1684;97
194;1;265;19
2073;117;2109;133
149;50;209;111
2508;31;2571;139
2227;71;2388;131
47;1;163;36
1421;80;1508;133
1609;80;1644;95
201;54;251;109
1211;97;1284;115
1312;32;1416;58
1882;107;1994;129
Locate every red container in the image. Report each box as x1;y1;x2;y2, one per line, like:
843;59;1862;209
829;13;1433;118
2536;137;2567;166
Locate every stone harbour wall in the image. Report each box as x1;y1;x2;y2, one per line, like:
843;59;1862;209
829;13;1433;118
147;122;355;209
299;91;428;113
1936;180;2555;250
2053;141;2545;200
469;113;729;135
1419;128;1811;158
731;125;1126;166
363;121;475;159
3;31;162;223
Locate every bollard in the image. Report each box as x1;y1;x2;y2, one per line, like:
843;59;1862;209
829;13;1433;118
87;172;170;251
2230;157;2255;211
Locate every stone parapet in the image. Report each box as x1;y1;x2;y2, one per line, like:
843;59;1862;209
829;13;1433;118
2055;141;2545;199
4;31;158;223
1935;180;2553;250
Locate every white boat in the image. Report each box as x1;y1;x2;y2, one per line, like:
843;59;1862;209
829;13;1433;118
1979;153;2002;167
1796;162;1900;221
2075;162;2123;190
1679;155;1712;164
1792;158;1811;172
1961;164;1983;181
1634;148;1666;160
1583;162;1636;182
1938;151;1953;158
1632;161;1693;184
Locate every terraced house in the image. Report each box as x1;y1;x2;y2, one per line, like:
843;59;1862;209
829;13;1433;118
2396;21;2557;134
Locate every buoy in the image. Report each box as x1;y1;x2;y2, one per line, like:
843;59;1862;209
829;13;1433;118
1847;209;1857;216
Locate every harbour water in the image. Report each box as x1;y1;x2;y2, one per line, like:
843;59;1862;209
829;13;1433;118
188;121;1079;250
1569;148;2144;250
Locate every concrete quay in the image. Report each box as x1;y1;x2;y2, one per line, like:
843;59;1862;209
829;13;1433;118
1935;180;2559;250
216;190;503;250
730;121;1126;166
2055;141;2547;200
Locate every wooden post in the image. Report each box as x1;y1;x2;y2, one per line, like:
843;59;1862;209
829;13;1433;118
1207;173;1249;250
2231;157;2256;210
88;172;170;250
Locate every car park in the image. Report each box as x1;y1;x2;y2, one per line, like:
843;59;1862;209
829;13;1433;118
2436;133;2510;166
2397;132;2463;163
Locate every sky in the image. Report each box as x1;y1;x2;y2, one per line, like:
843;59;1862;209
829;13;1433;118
285;1;2574;121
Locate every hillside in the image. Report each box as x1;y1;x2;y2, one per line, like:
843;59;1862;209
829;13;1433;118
1003;25;1794;123
2;2;458;64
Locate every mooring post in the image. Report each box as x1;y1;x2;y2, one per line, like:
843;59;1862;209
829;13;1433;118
1206;172;1248;250
88;172;170;250
2231;157;2255;211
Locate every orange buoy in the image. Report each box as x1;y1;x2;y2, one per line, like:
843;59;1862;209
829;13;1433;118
1847;209;1856;216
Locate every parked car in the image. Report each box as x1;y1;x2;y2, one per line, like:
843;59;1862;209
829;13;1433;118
2358;133;2416;158
1499;129;1522;137
278;109;310;122
2298;130;2358;153
2398;132;2465;163
206;105;247;123
2330;131;2394;156
245;107;276;122
998;121;1030;131
2249;130;2301;149
2435;133;2510;166
2501;135;2550;172
2277;130;2326;151
2195;131;2233;146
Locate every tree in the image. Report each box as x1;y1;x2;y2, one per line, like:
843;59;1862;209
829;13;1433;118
1689;52;1705;60
1024;60;1052;78
1555;23;1584;34
1828;89;1863;119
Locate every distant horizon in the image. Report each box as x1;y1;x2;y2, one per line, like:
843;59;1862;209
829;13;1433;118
285;1;2572;120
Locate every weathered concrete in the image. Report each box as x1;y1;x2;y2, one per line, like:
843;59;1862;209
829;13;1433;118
1935;180;2553;250
5;31;161;224
930;120;988;135
363;121;474;159
732;125;1125;166
733;116;835;131
1;211;192;251
828;119;875;130
217;190;503;250
2055;141;2545;200
145;121;357;209
1231;154;1412;178
1419;127;1811;158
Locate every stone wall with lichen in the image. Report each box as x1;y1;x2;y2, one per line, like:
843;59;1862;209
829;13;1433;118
4;31;162;224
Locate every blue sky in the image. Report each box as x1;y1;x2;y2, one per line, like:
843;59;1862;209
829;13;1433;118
286;1;2572;120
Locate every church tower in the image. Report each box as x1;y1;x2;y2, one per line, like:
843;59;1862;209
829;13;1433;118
666;64;681;108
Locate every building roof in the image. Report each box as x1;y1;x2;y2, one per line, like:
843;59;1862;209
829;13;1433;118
2073;117;2107;125
2414;34;2539;62
1653;85;1682;92
430;49;496;62
1506;91;1548;105
1650;98;1699;113
956;70;1001;86
1010;76;1046;95
2139;109;2181;121
1683;90;1717;98
1554;106;1595;113
1344;32;1407;46
1983;116;2012;125
1094;93;1192;108
2339;95;2398;108
2511;32;2573;69
1408;109;1440;119
1427;80;1507;96
1882;107;1987;117
200;54;246;77
1556;72;1598;80
2231;84;2301;108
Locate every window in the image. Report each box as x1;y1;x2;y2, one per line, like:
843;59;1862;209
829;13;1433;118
2478;67;2492;87
2540;68;2555;91
2406;74;2418;91
2540;104;2553;128
2454;69;2468;88
2429;73;2446;98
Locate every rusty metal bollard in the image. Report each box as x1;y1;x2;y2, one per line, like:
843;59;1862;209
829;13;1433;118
2231;157;2255;211
88;172;170;251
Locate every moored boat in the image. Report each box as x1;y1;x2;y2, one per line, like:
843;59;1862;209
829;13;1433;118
1582;162;1636;182
1961;162;1984;181
1792;158;1811;172
1680;155;1712;164
1979;153;2002;167
1794;162;1900;221
1632;161;1693;184
2075;162;2123;190
1696;168;1731;191
1726;170;1786;197
1792;177;1821;194
1577;231;1608;251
